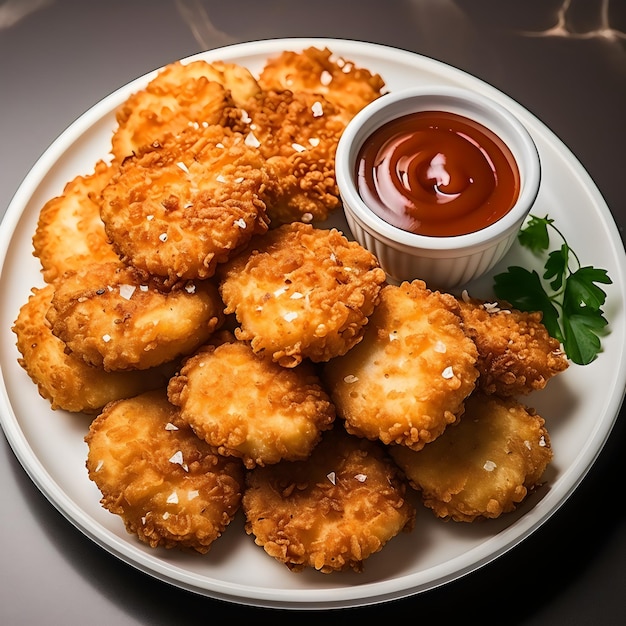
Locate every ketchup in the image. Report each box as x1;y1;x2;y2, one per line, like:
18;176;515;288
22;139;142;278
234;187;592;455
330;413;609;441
356;111;520;236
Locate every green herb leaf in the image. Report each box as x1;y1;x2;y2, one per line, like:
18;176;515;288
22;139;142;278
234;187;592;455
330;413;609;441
493;214;611;365
518;215;552;252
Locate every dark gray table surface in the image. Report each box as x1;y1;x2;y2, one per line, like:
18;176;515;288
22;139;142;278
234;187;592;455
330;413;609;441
1;1;625;624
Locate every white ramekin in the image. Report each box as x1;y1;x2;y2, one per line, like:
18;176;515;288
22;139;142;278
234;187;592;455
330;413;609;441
335;85;541;291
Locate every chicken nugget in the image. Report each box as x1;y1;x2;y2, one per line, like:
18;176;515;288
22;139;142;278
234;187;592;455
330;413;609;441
111;60;252;161
458;292;568;396
85;389;244;553
324;280;479;451
101;125;270;284
244;89;346;225
12;284;171;413
46;261;224;371
242;426;415;573
168;333;335;468
390;392;553;522
258;47;385;116
219;223;386;367
33;160;120;283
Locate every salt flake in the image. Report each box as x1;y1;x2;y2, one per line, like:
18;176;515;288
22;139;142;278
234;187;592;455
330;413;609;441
119;284;136;300
442;366;454;379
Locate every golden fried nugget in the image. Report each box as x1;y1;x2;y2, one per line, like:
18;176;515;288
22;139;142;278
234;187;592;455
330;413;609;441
244;89;346;225
168;333;335;468
85;389;244;553
242;426;415;573
258;47;385;116
324;281;479;451
33;160;120;283
458;293;568;397
101;125;270;284
219;223;387;367
111;60;252;161
46;261;224;371
390;392;553;522
12;284;171;413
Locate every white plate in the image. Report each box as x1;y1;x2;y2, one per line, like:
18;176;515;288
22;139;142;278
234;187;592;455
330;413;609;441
1;38;625;610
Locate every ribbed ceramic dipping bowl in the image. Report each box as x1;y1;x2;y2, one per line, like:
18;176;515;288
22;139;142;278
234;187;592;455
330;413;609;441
335;85;541;290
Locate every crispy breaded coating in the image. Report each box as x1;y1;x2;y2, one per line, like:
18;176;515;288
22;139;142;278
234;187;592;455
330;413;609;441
458;293;569;396
46;261;224;371
101;125;270;284
258;46;385;116
242;426;415;573
168;333;335;468
219;223;387;367
244;89;346;225
85;389;244;553
12;284;171;413
33;160;120;283
111;60;254;161
324;281;479;451
390;392;553;522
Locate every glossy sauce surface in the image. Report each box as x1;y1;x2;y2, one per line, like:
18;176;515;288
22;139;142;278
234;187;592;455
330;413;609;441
356;111;521;236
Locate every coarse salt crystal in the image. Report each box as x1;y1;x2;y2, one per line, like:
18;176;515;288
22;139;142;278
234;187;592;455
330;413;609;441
290;292;304;299
163;512;170;520
234;177;244;183
146;214;154;221
461;289;471;303
165;423;179;431
273;286;287;297
311;101;324;117
354;474;367;482
291;143;306;153
176;161;190;173
301;212;313;223
95;460;104;472
483;460;497;471
389;332;398;341
442;366;454;379
483;302;501;313
245;132;261;148
159;233;168;242
185;283;196;294
102;334;111;343
168;452;188;472
234;218;247;229
187;490;199;500
539;436;547;447
343;375;359;383
320;70;332;85
309;137;320;147
326;471;336;485
140;285;149;292
119;284;136;300
283;311;298;322
434;341;447;353
166;492;179;504
216;142;225;149
216;174;227;183
169;451;184;465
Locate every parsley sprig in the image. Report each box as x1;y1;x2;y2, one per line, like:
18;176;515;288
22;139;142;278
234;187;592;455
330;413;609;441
493;214;612;365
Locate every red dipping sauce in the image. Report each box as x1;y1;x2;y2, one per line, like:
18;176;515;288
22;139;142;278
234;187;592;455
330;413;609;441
356;111;521;237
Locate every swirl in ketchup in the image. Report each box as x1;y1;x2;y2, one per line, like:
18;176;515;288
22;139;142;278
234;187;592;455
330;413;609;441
356;111;521;237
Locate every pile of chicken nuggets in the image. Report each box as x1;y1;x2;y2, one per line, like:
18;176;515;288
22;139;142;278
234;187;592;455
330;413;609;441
12;47;569;574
